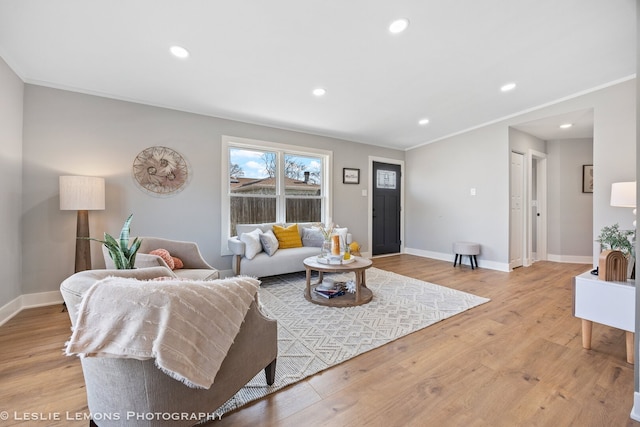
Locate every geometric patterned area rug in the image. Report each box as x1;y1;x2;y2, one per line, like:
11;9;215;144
214;267;490;416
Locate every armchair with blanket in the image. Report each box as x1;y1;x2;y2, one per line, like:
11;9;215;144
61;267;277;427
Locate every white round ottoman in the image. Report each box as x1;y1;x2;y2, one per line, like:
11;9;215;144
453;241;480;269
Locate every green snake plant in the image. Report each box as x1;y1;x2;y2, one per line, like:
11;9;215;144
88;214;142;269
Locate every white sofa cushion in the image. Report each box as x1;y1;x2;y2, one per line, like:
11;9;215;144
239;246;320;278
240;228;263;260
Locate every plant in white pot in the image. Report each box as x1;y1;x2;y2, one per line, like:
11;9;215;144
88;214;142;269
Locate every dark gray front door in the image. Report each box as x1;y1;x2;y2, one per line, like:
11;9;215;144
372;161;401;256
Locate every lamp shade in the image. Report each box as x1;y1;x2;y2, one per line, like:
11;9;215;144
610;182;636;208
59;176;105;210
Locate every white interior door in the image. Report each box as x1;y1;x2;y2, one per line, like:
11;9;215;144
510;151;524;269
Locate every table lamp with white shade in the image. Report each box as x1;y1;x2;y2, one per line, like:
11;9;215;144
610;181;636;227
59;176;105;272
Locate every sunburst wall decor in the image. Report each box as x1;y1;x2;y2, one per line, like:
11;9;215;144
132;146;190;196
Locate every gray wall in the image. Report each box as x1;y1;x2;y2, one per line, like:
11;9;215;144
591;80;637;263
404;124;510;268
0;57;23;308
546;138;593;259
405;79;635;270
5;69;638;297
21;85;404;294
509;127;547;154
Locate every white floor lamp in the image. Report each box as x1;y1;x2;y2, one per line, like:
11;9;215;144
59;176;105;272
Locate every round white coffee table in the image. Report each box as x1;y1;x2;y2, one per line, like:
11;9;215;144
303;256;373;307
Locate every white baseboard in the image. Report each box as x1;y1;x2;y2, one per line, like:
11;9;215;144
546;254;593;264
630;392;640;421
0;297;22;327
0;291;63;327
403;247;511;272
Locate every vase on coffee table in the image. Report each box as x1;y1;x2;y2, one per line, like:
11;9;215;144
320;240;332;258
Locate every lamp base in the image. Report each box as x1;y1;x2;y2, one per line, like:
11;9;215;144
75;210;92;272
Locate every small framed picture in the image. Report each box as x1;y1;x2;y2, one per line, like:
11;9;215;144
343;168;360;184
582;165;593;193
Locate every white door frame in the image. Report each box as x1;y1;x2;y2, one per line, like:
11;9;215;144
527;149;548;264
510;151;525;269
368;156;405;257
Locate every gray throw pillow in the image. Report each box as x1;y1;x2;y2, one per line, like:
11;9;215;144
302;227;325;247
260;229;279;256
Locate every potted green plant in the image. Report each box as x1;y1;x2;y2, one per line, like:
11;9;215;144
596;223;634;257
88;214;142;269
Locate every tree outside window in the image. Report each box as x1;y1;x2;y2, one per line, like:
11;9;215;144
228;146;325;236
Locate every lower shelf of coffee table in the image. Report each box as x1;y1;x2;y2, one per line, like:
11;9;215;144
305;286;373;307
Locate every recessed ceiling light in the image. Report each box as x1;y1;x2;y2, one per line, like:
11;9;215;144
312;88;326;97
389;18;409;34
500;82;516;92
560;123;573;129
418;118;430;126
170;45;190;59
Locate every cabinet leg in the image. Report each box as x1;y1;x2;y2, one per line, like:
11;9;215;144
626;331;634;364
581;319;592;349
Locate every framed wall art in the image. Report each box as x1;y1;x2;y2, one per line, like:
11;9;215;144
343;168;360;184
582;164;593;193
132;146;190;197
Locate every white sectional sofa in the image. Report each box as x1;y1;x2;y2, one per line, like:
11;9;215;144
228;222;351;278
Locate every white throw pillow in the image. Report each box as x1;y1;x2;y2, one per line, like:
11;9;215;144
259;229;280;256
240;228;263;260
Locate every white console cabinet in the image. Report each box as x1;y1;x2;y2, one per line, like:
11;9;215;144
573;271;635;364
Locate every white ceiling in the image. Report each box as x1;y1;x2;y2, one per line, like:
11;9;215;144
511;108;595;141
0;0;634;150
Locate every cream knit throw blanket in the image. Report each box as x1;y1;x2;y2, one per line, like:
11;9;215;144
65;276;260;389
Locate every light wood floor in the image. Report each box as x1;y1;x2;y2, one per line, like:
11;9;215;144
1;255;638;426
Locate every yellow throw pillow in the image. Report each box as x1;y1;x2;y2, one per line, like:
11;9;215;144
272;224;303;249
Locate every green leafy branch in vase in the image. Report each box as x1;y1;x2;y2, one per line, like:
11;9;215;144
596;223;635;257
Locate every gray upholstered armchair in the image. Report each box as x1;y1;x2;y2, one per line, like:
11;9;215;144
103;237;219;280
61;267;277;427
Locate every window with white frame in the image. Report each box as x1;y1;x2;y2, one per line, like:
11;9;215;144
221;136;332;247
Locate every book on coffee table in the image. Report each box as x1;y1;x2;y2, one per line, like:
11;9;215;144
313;288;345;299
